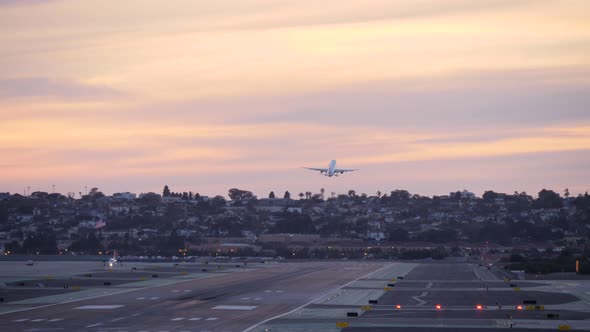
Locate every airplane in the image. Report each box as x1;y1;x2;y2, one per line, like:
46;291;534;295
106;251;121;268
304;160;359;177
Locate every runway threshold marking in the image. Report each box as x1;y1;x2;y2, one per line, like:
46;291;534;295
213;305;257;310
75;305;124;310
242;262;396;332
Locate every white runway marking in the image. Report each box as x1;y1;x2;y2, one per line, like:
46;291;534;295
276;290;283;293
189;317;202;320
48;318;63;322
13;318;29;322
183;290;191;292
172;290;180;293
111;317;125;322
149;297;159;300
171;317;185;321
254;297;262;300
136;297;146;300
205;317;218;320
31;318;46;322
86;323;102;328
264;290;271;293
241;297;250;300
212;305;257;310
75;305;124;310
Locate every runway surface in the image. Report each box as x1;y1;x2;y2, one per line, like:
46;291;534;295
3;260;590;331
262;262;590;331
0;260;387;332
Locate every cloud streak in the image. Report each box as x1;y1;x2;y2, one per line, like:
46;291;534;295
0;77;122;99
0;1;589;196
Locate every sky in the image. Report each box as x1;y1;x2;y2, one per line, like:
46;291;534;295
1;0;589;198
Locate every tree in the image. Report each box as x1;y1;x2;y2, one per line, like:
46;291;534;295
534;189;563;209
274;212;315;233
482;190;498;201
22;230;58;254
269;191;276;199
565;188;570;198
348;190;356;198
163;185;171;197
211;195;227;210
387;228;409;241
4;240;21;254
284;191;291;199
137;192;161;208
228;188;254;201
390;190;410;201
299;192;304;200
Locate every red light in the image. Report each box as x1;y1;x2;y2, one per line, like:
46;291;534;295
476;305;483;310
435;304;442;310
396;305;402;309
517;305;523;310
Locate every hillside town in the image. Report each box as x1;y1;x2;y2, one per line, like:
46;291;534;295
0;186;589;272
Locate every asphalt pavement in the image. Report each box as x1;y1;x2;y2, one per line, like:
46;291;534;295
0;260;387;332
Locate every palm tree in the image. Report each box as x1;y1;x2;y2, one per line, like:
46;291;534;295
299;192;304;200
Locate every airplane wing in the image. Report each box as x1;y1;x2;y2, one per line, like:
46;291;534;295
304;167;328;173
334;168;359;174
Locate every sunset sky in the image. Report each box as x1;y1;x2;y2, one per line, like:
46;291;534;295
1;0;589;198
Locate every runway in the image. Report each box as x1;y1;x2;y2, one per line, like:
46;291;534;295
262;262;590;331
3;260;590;331
0;260;387;332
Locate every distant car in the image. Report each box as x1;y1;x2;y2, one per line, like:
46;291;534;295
25;260;34;266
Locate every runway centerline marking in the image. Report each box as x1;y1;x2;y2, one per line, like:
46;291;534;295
189;317;202;320
13;318;29;322
31;318;46;322
48;318;63;322
171;317;185;321
205;317;218;320
213;305;257;310
75;305;124;310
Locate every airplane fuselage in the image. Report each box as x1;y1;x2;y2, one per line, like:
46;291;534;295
327;160;337;177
